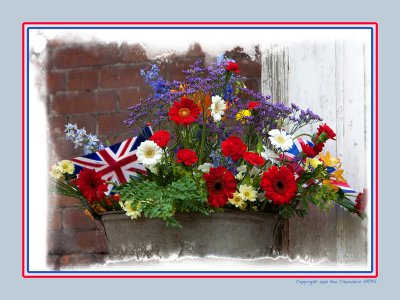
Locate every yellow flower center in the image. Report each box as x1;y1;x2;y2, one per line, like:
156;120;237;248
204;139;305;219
276;136;286;144
145;149;155;158
178;108;190;118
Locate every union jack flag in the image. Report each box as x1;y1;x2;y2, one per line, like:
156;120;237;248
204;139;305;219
70;126;153;193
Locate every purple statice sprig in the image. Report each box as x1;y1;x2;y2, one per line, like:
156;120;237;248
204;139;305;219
64;123;105;155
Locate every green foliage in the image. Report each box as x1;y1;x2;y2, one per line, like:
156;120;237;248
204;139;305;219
117;175;208;227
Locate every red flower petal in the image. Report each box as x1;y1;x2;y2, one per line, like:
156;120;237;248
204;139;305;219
221;136;247;162
243;152;265;166
203;166;236;208
168;97;200;126
176;149;198;166
75;168;108;203
150;130;170;148
260;166;297;206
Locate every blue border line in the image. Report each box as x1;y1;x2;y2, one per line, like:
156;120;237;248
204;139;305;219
26;25;375;275
27;29;30;273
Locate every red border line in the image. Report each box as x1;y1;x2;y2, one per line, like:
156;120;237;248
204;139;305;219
22;22;378;278
23;275;378;279
22;22;26;278
22;21;378;26
374;22;379;277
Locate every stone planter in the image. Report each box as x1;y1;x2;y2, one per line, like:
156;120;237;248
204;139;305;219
100;209;288;259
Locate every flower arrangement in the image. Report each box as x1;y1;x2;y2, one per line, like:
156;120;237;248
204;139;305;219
50;57;367;228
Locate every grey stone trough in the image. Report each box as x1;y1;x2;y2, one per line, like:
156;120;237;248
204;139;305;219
100;209;287;259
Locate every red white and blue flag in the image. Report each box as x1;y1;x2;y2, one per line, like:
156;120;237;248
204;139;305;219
70;126;153;193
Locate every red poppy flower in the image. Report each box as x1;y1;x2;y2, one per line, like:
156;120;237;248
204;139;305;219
168;97;201;126
150;130;170;148
316;123;336;141
243;152;265;166
203;166;237;207
247;101;260;109
176;149;198;166
225;62;240;73
260;166;297;206
221;136;247;161
302;144;316;157
75;168;108;203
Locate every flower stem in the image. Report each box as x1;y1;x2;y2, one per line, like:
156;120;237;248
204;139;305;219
292;133;313;140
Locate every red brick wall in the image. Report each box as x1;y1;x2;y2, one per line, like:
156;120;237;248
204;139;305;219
46;41;261;269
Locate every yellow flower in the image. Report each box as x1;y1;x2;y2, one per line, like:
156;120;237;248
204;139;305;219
121;201;142;219
59;160;75;174
305;157;322;170
238;184;257;202
319;151;340;167
331;168;347;182
322;179;340;192
49;164;64;180
229;192;247;210
236;109;251;123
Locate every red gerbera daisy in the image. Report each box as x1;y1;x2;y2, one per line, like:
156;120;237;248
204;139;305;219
243;152;265;166
203;166;237;207
176;149;198;166
260;166;297;206
75;168;108;203
168;97;201;126
150;130;170;148
225;61;240;73
221;136;247;161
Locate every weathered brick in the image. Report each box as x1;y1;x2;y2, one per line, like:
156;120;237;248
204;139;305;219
119;87;151;109
166;58;198;82
48;230;107;254
98;113;130;136
48;195;81;208
51;91;115;115
59;253;106;268
66;113;98;134
100;66;145;88
49;136;83;160
47;116;65;137
68;69;98;91
238;58;262;77
118;43;148;63
75;230;108;253
53;44;119;69
47;255;60;270
47;71;66;93
48;209;62;231
63;208;99;230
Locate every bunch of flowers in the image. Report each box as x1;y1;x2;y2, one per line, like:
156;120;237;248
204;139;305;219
50;57;367;227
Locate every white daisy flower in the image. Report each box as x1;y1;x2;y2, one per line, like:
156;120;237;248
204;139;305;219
136;140;162;166
238;184;257;202
268;129;294;151
197;163;213;173
261;145;279;163
210;95;226;122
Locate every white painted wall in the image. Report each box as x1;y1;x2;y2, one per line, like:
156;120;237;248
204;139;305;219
262;38;370;264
